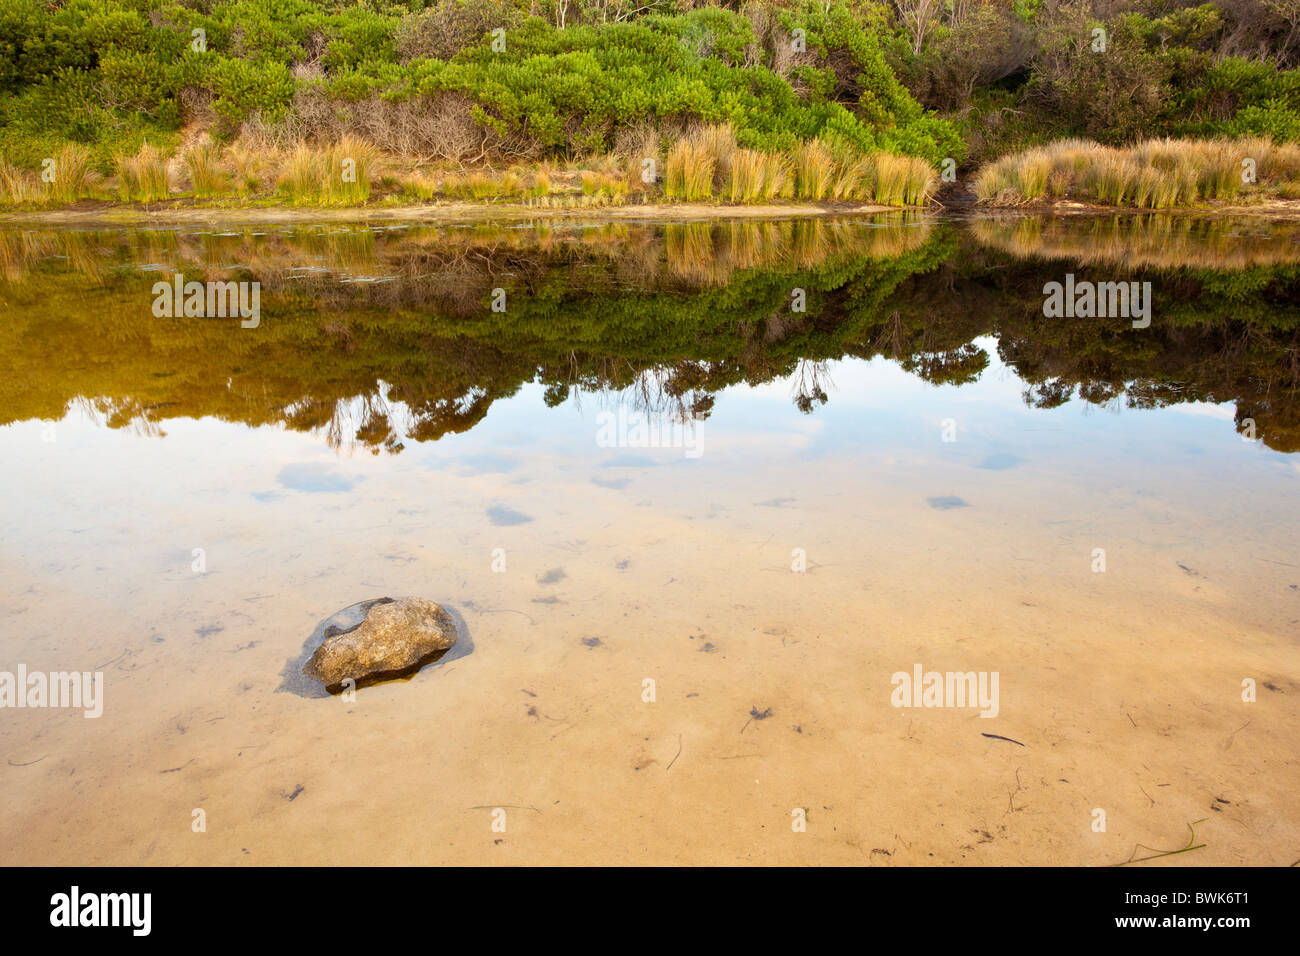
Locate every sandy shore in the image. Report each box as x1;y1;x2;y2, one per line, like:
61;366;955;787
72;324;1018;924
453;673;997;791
0;200;900;227
9;197;1300;229
966;197;1300;218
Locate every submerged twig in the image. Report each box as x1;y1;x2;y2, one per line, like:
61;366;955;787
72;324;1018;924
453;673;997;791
981;732;1025;747
666;734;683;771
7;755;47;767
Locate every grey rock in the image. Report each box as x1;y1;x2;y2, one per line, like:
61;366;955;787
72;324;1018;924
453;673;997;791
303;596;457;687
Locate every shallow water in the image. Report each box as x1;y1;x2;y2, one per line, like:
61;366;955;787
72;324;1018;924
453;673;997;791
1;213;1298;864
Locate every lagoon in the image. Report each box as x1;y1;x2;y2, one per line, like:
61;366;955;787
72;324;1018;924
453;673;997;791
1;212;1297;864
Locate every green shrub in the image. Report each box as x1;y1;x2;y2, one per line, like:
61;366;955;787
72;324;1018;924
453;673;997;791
210;57;295;135
0;1;964;172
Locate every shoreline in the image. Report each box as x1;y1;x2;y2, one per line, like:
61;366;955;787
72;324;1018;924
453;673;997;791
7;197;1300;227
969;197;1300;217
0;200;907;227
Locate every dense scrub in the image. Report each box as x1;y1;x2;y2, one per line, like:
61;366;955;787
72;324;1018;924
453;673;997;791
2;0;1299;206
0;0;961;171
884;0;1300;163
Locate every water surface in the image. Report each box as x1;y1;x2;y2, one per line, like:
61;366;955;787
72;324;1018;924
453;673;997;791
2;214;1297;864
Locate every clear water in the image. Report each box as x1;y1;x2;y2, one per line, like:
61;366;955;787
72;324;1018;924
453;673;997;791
1;214;1297;864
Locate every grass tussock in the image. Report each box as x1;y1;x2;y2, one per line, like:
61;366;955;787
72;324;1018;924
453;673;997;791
441;170;497;201
580;170;629;202
793;140;836;200
613;123;660;194
115;143;172;203
227;145;269;197
728;148;790;202
0;155;32;204
278;137;380;205
399;171;439;201
396;162;610;205
872;153;935;206
975;137;1300;208
46;144;97;203
182;140;227;198
524;164;553;200
664;137;718;201
1;125;934;209
664;125;932;207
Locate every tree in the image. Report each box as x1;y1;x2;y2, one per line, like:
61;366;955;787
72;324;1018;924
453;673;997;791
895;0;942;55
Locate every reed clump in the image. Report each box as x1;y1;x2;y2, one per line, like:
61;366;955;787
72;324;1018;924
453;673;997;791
727;148;792;201
0;155;33;204
181;140;227;198
442;171;496;200
2;125;938;209
45;144;97;203
114;143;172;202
277;137;379;205
792;139;835;200
975;137;1300;207
664;136;719;201
581;170;629;202
227;145;270;197
871;152;934;206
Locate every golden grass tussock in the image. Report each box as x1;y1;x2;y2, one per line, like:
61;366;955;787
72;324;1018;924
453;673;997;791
44;144;97;203
793;139;835;200
529;163;553;199
277;137;380;205
441;171;496;201
786;140;933;206
181;140;227;197
580;170;629;202
2;123;936;209
975;137;1300;207
871;152;935;206
760;153;793;200
227;145;270;197
728;148;777;203
114;143;172;203
613;124;660;193
664;137;717;201
0;154;33;204
399;171;439;200
693;123;737;190
393;164;559;204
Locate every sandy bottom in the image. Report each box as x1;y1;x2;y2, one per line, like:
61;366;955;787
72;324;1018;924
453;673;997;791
2;363;1298;866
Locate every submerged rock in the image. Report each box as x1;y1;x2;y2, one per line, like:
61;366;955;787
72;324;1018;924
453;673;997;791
303;596;457;688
